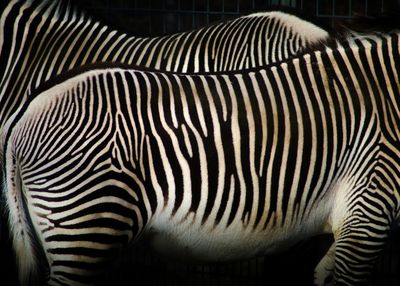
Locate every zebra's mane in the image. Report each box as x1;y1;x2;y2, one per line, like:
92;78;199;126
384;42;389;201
22;0;85;22
325;19;400;55
333;8;400;41
341;30;400;44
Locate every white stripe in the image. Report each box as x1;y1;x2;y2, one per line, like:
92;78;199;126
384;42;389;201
258;70;278;228
223;74;246;224
236;73;259;228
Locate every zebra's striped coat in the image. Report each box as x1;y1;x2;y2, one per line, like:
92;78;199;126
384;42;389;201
0;0;329;133
3;31;400;285
0;1;331;284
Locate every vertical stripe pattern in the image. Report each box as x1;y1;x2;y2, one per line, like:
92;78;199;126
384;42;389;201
3;32;400;285
0;0;329;132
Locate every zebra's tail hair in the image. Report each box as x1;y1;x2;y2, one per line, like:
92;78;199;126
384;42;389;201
3;140;41;286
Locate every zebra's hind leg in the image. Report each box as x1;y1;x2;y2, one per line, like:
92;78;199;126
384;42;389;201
42;196;147;285
44;236;119;285
44;226;137;286
315;211;392;286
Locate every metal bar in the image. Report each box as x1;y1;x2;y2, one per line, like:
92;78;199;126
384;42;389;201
178;0;181;32
222;0;225;20
349;0;352;17
192;0;195;29
87;7;243;16
162;0;166;34
148;13;152;35
207;0;210;27
316;14;359;19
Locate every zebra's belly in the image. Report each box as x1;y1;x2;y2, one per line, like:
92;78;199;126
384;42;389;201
144;216;318;262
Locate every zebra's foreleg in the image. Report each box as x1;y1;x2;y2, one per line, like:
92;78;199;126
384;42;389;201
314;242;335;286
329;211;391;286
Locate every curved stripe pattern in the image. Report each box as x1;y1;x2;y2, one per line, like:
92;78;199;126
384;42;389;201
3;32;400;285
0;0;329;132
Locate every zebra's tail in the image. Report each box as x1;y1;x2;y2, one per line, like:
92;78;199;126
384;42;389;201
3;138;41;285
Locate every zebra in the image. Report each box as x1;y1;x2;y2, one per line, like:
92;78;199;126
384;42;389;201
0;2;329;282
3;29;400;286
0;0;330;134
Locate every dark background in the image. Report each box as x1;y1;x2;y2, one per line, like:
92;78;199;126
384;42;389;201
75;0;397;36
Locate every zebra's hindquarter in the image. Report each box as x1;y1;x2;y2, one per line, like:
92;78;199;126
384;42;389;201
4;77;152;285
